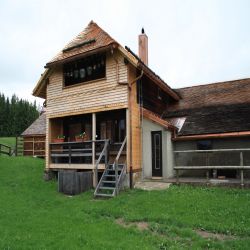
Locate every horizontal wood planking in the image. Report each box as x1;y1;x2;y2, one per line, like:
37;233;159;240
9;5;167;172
50;164;105;170
46;52;128;117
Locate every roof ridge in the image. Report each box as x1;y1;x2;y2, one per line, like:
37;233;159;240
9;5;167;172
175;77;250;90
46;20;118;67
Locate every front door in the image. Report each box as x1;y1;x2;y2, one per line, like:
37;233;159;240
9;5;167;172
151;131;162;177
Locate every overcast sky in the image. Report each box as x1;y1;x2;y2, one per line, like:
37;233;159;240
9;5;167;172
0;0;250;104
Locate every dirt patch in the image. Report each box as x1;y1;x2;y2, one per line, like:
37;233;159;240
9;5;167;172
195;229;235;241
116;218;149;231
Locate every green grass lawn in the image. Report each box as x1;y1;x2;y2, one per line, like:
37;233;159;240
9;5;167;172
1;156;250;249
0;137;16;148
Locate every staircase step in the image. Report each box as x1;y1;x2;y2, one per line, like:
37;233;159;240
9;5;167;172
104;174;120;178
106;170;121;173
102;180;116;184
95;193;114;198
99;186;115;190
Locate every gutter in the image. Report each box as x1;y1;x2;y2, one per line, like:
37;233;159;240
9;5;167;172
173;131;250;141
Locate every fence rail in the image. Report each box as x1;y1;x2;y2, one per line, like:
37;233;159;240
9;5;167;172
174;148;250;187
0;144;12;156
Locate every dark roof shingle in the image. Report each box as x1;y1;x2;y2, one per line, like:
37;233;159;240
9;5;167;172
165;78;250;136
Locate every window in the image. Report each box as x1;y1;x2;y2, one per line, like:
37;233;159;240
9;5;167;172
197;140;212;150
63;53;106;86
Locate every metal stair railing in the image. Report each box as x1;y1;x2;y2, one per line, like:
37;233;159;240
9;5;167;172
94;139;110;188
114;136;127;195
94;136;127;197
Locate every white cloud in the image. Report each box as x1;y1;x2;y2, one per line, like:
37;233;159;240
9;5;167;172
0;0;250;102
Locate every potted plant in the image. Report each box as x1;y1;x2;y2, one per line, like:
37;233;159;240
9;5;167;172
53;135;65;143
75;132;86;142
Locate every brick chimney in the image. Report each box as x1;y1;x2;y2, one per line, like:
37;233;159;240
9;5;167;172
138;28;148;65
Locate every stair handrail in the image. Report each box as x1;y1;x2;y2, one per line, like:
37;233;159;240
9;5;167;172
114;136;127;195
95;139;110;187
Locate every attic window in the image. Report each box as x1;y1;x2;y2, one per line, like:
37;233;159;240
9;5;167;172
63;39;96;53
63;53;106;86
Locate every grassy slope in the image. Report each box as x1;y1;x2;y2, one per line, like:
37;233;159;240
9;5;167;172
0;156;250;249
0;137;16;148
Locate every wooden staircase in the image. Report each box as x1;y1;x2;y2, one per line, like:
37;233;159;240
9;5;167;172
94;136;127;198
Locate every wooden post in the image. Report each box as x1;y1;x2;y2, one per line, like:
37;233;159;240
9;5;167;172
92;113;97;187
126;108;130;173
115;160;118;195
206;170;210;185
240;152;244;188
69;145;72;164
176;169;179;185
15;136;18;156
33;137;35;156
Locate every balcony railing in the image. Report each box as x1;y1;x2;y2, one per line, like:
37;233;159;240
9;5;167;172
50;140;109;165
174;148;250;187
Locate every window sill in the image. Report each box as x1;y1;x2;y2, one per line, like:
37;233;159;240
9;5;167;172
63;77;107;90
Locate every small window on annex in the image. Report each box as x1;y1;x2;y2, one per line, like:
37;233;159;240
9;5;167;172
197;140;212;150
63;53;106;87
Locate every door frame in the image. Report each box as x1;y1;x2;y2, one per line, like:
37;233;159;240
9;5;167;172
151;131;163;177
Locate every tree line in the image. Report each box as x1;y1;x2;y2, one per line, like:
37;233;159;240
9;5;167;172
0;93;39;137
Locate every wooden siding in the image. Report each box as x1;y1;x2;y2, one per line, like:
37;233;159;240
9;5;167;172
46;118;63;169
129;65;142;171
46;51;128;118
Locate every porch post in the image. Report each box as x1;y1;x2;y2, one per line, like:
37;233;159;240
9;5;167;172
126;109;130;171
92;113;97;187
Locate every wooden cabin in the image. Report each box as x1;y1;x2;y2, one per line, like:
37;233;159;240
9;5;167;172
21;112;46;157
32;21;250;195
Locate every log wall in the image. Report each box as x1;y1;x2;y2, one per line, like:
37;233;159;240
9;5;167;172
23;136;45;157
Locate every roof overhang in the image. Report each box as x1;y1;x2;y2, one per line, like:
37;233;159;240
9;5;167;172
32;69;50;99
45;43;118;68
143;108;177;131
138;62;180;101
124;46;180;101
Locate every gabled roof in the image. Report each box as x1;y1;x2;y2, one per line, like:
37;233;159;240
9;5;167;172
165;78;250;137
46;21;118;67
21;113;46;136
33;21;179;101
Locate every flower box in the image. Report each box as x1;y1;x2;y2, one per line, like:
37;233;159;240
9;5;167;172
75;136;86;142
53;138;65;143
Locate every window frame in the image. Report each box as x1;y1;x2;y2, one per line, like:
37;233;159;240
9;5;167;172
62;53;107;88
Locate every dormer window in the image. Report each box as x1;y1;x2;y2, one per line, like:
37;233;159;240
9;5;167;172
63;53;106;87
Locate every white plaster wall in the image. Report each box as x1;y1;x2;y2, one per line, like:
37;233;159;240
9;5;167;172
142;118;174;178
